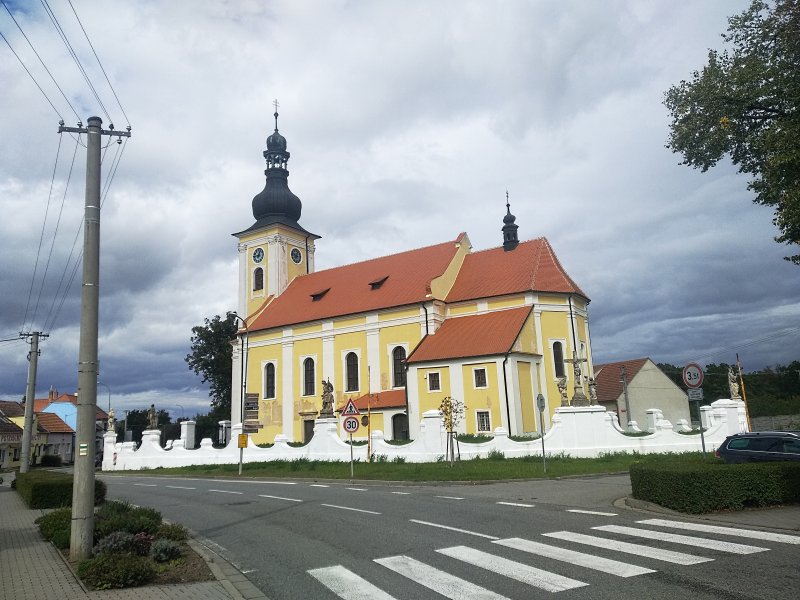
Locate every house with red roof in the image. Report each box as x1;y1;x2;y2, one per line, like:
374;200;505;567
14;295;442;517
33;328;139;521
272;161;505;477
231;115;594;444
593;358;690;429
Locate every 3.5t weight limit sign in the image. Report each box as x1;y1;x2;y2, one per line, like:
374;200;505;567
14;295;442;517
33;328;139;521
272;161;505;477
683;363;704;389
343;416;360;433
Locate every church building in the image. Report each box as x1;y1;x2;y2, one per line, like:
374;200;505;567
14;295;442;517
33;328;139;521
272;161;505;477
231;111;593;444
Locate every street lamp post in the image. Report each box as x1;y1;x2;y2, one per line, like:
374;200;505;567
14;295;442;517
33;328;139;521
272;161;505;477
97;380;111;414
231;313;248;477
175;403;184;421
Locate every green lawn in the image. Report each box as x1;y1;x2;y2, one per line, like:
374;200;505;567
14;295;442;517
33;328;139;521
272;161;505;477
117;451;713;482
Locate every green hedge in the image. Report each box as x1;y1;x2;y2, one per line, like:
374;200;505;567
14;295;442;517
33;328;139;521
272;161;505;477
39;454;63;467
15;470;107;509
630;460;800;513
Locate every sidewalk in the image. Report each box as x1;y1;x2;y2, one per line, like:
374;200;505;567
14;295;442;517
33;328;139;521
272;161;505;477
0;483;266;600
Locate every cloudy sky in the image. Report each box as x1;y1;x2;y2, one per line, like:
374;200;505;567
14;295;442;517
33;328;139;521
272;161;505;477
1;0;798;419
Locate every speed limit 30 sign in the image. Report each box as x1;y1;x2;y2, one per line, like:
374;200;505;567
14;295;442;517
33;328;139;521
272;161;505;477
683;363;704;389
343;416;360;434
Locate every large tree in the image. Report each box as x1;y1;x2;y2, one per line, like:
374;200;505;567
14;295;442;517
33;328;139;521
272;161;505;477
185;313;239;418
664;0;800;263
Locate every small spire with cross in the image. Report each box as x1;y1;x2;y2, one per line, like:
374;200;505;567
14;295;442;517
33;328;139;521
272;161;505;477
273;99;280;131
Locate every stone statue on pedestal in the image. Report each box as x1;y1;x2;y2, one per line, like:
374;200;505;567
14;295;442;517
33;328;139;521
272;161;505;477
107;408;115;431
319;379;335;418
557;376;569;407
147;404;158;429
587;377;597;405
728;367;741;399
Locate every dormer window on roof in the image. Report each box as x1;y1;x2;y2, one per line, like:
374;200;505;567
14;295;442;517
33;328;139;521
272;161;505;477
369;276;389;290
311;288;330;302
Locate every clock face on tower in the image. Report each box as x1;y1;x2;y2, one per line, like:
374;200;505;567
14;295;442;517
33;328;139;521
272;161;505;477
252;248;264;263
291;248;302;264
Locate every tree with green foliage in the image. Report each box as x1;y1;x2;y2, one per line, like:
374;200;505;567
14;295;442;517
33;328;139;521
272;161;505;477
664;0;800;263
185;313;239;419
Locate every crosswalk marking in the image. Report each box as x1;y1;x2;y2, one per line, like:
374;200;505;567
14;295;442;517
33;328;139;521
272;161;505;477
593;525;768;554
542;531;712;565
637;519;800;545
375;555;510;599
494;537;655;577
409;519;500;540
308;565;398;600
437;545;587;592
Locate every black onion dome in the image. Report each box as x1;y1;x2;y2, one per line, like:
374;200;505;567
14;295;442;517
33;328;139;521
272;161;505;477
251;111;302;223
503;206;516;224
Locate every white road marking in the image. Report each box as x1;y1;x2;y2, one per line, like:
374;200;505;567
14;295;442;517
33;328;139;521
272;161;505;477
409;519;499;540
494;537;655;577
567;509;618;516
133;483;157;487
543;531;712;565
321;504;381;515
346;487;367;491
593;525;769;554
375;555;510;599
637;519;800;545
496;501;535;508
166;485;196;490
309;565;398;600
391;491;411;495
258;494;302;503
310;484;329;488
435;495;464;500
438;545;587;592
208;489;243;495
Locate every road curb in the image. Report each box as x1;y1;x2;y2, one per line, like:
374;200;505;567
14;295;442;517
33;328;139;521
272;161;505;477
191;537;271;600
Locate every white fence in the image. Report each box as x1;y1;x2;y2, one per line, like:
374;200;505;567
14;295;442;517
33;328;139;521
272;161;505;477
102;399;747;471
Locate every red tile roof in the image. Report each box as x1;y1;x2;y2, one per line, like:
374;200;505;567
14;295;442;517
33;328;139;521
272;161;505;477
35;412;74;434
407;306;533;363
0;400;24;417
45;393;108;421
33;399;52;412
248;236;465;331
349;389;406;411
593;358;649;402
446;238;586;302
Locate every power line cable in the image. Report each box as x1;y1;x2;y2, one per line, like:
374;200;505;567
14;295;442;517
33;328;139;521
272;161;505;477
20;134;64;333
0;28;63;120
66;0;130;126
1;0;81;122
30;135;80;330
39;0;111;122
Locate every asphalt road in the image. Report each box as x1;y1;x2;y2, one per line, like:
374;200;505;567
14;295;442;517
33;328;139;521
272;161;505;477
100;474;800;600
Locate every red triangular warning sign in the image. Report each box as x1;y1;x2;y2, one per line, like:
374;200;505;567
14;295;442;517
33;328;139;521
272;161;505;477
341;399;360;416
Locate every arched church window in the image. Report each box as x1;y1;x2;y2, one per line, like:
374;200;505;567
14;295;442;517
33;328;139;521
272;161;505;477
265;363;275;399
303;358;315;396
253;267;264;291
553;341;565;378
392;346;406;388
345;352;359;392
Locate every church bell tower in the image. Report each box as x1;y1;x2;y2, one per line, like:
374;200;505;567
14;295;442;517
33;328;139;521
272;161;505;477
233;103;320;318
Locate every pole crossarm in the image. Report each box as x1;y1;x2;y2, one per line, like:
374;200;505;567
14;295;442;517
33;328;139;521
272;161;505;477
58;123;131;137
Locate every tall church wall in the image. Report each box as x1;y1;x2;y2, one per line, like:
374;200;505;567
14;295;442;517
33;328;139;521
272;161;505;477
517;361;536;433
487;296;527;311
377;322;419;390
461;360;501;435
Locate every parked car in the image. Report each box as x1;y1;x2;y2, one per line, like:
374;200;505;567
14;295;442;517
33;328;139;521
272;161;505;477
716;431;800;464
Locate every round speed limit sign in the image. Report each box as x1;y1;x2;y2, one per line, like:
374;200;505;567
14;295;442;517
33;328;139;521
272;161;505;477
683;363;704;389
343;416;359;434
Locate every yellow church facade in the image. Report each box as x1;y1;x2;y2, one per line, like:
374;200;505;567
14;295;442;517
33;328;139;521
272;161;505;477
231;114;592;445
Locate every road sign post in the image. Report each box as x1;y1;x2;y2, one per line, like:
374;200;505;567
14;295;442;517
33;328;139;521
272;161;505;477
343;416;359;479
683;364;707;457
536;393;547;474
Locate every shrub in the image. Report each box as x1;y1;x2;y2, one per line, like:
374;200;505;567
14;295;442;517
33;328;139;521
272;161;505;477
96;500;133;519
132;532;155;556
487;449;505;461
50;528;71;549
77;554;155;590
40;454;63;467
156;522;188;542
457;434;493;443
35;506;72;541
149;539;184;563
509;434;540;442
94;531;136;556
391;455;407;464
372;454;389;463
15;471;106;508
95;506;161;538
385;439;413;445
630;460;800;513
